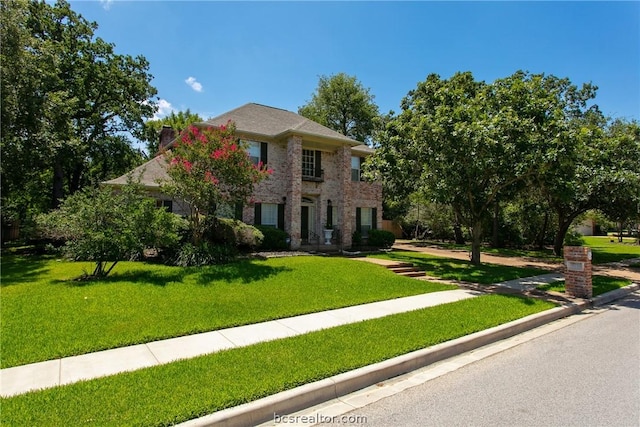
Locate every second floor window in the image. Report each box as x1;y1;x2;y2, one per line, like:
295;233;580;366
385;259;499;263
302;149;316;178
245;140;268;166
351;156;363;181
302;149;323;180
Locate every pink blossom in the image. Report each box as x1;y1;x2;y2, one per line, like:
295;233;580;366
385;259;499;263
205;171;219;184
212;149;224;160
182;159;193;172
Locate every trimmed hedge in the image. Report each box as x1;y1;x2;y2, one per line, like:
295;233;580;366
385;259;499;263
367;229;396;248
256;226;289;250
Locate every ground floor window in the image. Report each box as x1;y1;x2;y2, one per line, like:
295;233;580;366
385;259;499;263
254;203;285;229
261;203;278;227
356;207;377;238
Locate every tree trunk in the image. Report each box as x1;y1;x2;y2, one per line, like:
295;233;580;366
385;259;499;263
553;216;572;256
453;208;465;245
52;159;65;209
492;201;500;248
534;211;550;250
69;162;84;195
470;220;483;265
618;222;623;243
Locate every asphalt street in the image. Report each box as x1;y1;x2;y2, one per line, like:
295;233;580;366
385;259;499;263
322;292;640;427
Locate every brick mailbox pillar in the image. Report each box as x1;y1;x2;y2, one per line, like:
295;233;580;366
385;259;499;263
563;246;593;299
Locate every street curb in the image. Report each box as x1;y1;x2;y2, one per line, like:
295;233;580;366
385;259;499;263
179;284;638;427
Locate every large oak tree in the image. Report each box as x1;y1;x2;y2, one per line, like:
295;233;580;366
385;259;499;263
1;0;157;226
370;71;595;264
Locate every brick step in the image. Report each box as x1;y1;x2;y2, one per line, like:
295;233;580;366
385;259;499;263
388;266;423;274
384;262;415;269
396;271;427;278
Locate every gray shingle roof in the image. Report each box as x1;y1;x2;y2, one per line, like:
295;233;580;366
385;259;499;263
203;103;360;145
102;155;170;187
104;103;368;188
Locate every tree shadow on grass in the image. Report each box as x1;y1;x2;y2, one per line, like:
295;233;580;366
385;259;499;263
193;260;291;285
56;259;291;287
383;252;546;284
62;269;191;287
0;254;52;288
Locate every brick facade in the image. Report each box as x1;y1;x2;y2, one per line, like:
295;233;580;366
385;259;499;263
563;246;593;299
248;138;381;249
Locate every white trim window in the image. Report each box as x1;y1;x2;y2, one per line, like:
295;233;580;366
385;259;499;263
261;203;278;227
302;149;315;178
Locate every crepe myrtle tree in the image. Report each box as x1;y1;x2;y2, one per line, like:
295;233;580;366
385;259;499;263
161;122;272;244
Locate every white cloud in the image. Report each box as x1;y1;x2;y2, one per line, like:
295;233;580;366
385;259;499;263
151;99;174;120
99;0;114;10
185;76;203;92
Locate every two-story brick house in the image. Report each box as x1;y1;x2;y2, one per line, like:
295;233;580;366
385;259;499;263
105;103;382;249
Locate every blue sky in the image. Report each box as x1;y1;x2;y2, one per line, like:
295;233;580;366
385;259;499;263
69;1;639;127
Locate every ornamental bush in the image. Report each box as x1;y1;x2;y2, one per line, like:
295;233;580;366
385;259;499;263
367;229;396;248
256;226;289;250
207;217;264;250
37;183;187;278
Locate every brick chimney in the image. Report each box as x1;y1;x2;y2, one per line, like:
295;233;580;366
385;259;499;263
158;125;176;152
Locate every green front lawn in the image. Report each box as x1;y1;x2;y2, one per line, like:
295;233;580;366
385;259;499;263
1;294;555;426
538;275;632;296
369;251;548;284
581;236;640;264
0;255;455;368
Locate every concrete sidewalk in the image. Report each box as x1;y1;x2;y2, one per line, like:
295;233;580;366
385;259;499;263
0;289;481;398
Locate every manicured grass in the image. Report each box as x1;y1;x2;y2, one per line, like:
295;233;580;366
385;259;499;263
581;236;640;264
370;251;548;284
0;294;555;426
0;254;455;368
538;275;632;296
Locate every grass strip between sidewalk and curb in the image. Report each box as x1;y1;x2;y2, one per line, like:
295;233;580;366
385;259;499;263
1;294;556;426
1;255;455;368
369;251;548;284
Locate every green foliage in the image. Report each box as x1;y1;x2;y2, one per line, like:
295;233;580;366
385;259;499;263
0;295;553;426
562;230;585;247
36;183;186;277
352;230;363;247
1;0;156;227
370;71;605;263
256;225;289;250
367;229;396;248
207;217;264;249
161;123;271;244
173;242;237;267
298;72;380;143
137;109;203;155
